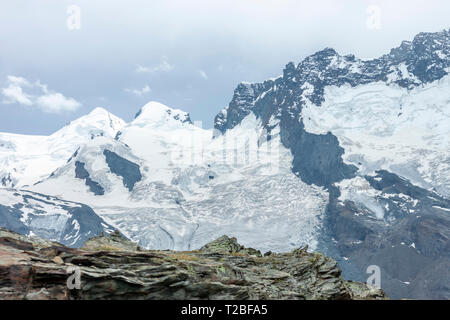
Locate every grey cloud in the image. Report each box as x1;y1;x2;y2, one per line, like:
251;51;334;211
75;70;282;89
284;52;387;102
0;0;449;134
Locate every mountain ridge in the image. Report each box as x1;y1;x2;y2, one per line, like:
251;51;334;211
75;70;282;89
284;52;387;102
0;29;448;299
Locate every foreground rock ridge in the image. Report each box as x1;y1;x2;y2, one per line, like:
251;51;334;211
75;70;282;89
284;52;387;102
0;229;386;300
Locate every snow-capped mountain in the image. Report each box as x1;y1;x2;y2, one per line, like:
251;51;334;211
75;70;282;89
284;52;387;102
27;101;328;253
0;30;449;299
0;107;125;188
0;108;123;247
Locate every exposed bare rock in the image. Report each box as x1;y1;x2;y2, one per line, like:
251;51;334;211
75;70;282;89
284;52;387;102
200;235;262;257
0;228;387;300
81;230;141;252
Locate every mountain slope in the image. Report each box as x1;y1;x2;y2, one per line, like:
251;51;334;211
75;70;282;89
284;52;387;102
213;29;450;299
0;188;114;247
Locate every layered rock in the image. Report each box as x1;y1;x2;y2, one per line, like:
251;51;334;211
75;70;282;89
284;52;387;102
0;229;386;300
82;229;142;252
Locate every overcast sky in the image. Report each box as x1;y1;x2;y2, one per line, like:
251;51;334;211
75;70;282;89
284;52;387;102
1;0;449;134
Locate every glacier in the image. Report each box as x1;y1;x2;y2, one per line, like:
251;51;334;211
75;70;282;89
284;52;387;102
27;102;329;253
301;74;450;197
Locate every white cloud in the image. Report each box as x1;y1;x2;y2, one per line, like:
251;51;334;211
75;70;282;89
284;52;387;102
2;83;33;105
124;84;151;96
1;75;81;113
135;57;174;73
198;70;208;80
34;80;49;94
6;75;31;87
36;93;81;113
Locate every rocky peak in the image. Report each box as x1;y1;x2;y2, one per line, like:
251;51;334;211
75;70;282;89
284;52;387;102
214;81;274;134
215;30;450;133
301;47;339;66
200;235;262;257
381;29;450;84
81;229;141;252
213;30;449;187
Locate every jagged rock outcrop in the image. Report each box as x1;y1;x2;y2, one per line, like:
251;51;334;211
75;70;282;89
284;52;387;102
82;229;142;252
200;235;262;257
0;229;386;300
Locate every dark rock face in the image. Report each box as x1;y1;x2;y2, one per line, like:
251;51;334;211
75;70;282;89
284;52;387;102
74;161;105;195
0;230;387;300
0;205;30;235
0;190;114;248
325;171;450;299
103;150;142;191
289;124;358;187
214;82;274;134
1;174;13;187
62;204;114;247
